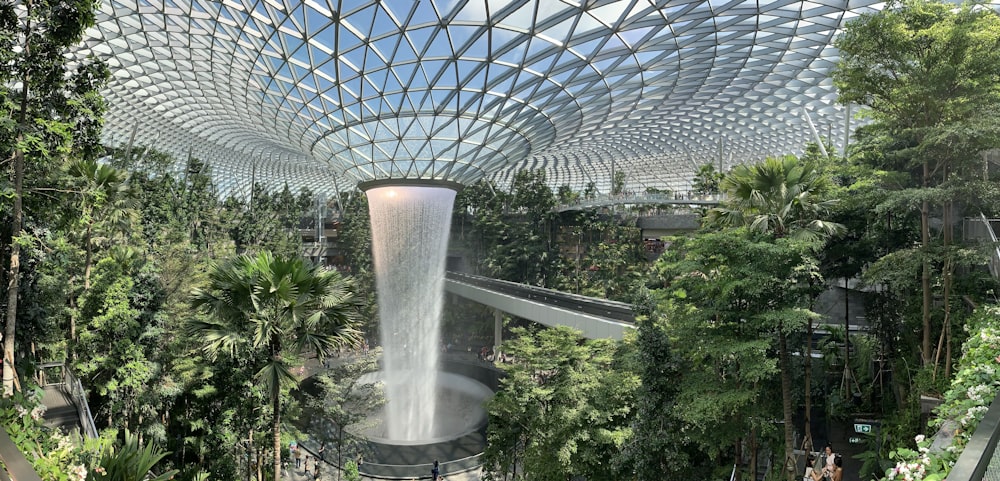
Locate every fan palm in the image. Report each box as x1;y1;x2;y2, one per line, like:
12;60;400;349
68;158;138;291
708;155;843;240
188;251;361;481
708;154;843;480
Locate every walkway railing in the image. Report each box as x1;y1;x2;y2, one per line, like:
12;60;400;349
446;271;635;323
948;392;1000;481
39;362;99;439
353;453;483;479
963;215;1000;280
0;428;42;481
555;191;725;212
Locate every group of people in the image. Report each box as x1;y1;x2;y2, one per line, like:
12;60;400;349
286;440;324;480
805;445;843;481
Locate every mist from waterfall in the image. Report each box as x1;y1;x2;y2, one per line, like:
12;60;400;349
366;185;455;441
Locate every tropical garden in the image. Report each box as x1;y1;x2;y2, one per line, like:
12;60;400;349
1;0;1000;480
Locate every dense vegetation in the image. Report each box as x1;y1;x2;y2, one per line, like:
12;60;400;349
1;0;999;480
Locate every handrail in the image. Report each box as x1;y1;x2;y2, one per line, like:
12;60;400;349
298;441;484;479
964;215;1000;279
947;392;1000;481
354;453;484;479
64;368;99;439
980;213;1000;280
38;362;99;439
0;427;43;481
445;271;636;323
555;191;725;212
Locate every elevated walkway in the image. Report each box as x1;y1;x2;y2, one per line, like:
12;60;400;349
444;272;634;340
556;192;723;212
38;362;99;439
964;215;1000;279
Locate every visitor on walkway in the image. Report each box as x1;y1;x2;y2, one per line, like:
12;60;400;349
318;442;326;461
431;459;440;481
304;455;311;474
295;448;302;468
823;445;836;473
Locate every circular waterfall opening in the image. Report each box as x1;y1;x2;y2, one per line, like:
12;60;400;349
348;371;492;445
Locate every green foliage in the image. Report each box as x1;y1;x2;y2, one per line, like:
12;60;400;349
650;229;821;464
556;184;579;204
225;184;314;257
691;163;724;195
615;316;708;479
342;460;361;481
88;430;178;481
577;222;646;301
879;304;1000;481
189;250;362;479
0;387;86;479
708;154;844;241
304;349;384;471
611;171;627;195
1;0;110;396
482;326;638;481
835;0;1000;373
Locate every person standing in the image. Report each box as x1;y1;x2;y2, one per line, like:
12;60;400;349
431;460;440;481
823;445;836;474
295;448;302;468
318;442;326;461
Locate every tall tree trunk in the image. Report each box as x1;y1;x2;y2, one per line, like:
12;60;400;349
802;286;819;456
272;385;281;481
4;145;24;397
83;218;94;290
780;331;795;481
247;428;254;481
4;1;32;396
942;195;954;381
920;161;932;366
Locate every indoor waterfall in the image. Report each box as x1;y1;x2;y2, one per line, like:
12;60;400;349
366;184;456;441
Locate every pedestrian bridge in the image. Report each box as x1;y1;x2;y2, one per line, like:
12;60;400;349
555;192;724;212
444;272;635;340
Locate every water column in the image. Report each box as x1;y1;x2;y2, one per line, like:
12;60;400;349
364;182;457;441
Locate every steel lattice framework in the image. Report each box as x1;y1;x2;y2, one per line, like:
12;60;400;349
80;0;887;198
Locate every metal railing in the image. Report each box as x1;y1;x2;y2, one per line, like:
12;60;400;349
39;362;99;439
555;191;725;212
963;215;1000;279
0;428;42;481
446;271;636;323
355;453;483;479
948;392;1000;481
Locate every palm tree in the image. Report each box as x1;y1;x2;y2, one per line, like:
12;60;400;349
708;154;844;480
188;251;361;481
68;158;137;291
708;155;843;241
67;159;138;357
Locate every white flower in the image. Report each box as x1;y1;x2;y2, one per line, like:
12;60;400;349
70;464;87;481
29;405;46;421
914;434;925;443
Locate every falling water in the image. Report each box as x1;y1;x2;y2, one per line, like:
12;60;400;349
366;185;455;441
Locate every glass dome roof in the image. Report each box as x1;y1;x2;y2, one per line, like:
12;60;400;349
80;0;887;197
